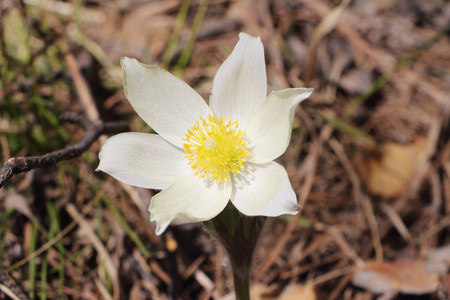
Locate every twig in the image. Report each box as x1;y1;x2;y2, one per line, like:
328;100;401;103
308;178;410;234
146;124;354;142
344;24;450;116
0;112;128;189
304;0;351;85
59;38;100;121
254;113;324;283
328;138;383;262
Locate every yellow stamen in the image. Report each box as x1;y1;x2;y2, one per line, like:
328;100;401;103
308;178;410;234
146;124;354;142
183;115;248;182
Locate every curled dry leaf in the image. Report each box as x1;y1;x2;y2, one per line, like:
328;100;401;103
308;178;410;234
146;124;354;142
245;283;316;300
278;283;317;300
221;284;277;300
353;260;439;295
353;244;450;296
249;284;278;300
234;282;317;300
355;136;427;198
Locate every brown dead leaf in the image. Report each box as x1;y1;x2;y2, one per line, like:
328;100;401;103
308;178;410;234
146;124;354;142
250;284;278;300
243;283;317;300
352;245;450;297
245;283;316;300
355;136;427;198
352;246;450;296
220;284;277;300
278;283;317;300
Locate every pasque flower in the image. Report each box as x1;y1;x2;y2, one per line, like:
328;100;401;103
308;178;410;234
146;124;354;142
97;33;313;235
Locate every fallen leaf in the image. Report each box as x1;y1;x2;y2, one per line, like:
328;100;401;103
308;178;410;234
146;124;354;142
355;137;427;198
353;260;439;295
220;284;277;300
246;283;316;300
250;284;278;299
278;283;317;300
353;244;450;297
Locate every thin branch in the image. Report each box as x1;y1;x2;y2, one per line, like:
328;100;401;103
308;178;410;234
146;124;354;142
0;112;129;189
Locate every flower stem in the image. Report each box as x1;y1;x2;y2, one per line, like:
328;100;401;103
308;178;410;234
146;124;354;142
206;204;266;300
231;260;251;300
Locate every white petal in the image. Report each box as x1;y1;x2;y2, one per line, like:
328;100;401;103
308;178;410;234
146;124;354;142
245;88;313;164
231;161;300;216
97;133;193;189
209;33;267;130
149;176;232;235
121;57;212;148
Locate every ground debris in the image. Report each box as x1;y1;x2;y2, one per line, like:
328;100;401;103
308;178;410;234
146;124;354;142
352;244;450;298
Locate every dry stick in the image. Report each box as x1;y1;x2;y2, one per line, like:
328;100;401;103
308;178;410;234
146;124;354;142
0;20;125;298
0;113;127;299
359;97;450;256
65;203;118;291
59;36;120;300
326;226;364;268
426;171;442;248
0;112;129;189
303;0;351;85
7;195;98;271
254;121;323;282
302;0;448;110
379;203;413;244
329;274;353;300
343;25;450;117
59;38;100;121
328;138;383;262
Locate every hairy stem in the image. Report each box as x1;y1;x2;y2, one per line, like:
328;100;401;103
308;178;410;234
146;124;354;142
207;204;265;300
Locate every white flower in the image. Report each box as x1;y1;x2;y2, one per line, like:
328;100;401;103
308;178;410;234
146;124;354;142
97;33;313;235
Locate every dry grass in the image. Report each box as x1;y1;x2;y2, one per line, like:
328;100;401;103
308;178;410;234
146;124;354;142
1;0;450;299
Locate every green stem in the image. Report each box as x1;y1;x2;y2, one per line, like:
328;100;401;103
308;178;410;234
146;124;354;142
231;261;251;300
206;204;265;300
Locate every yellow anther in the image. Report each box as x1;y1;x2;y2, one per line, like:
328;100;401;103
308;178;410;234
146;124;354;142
183;115;248;182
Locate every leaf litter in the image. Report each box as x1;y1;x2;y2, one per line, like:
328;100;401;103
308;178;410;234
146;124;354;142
1;0;450;299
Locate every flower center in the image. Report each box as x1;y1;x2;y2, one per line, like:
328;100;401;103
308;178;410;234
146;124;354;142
183;115;248;182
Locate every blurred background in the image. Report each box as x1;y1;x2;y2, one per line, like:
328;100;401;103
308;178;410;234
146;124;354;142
1;0;450;299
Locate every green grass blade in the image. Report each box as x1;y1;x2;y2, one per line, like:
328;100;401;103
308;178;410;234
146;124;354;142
344;24;450;117
101;195;152;258
0;209;16;257
29;221;38;299
62;163;152;258
46;201;65;300
174;0;209;77
161;0;191;69
40;253;48;300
